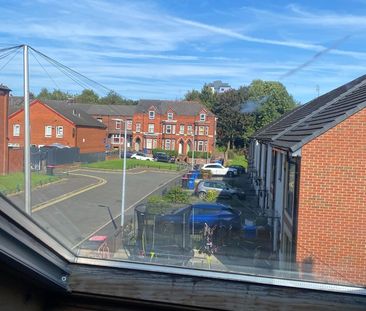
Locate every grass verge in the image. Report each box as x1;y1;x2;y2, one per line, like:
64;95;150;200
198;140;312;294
82;158;184;171
227;154;248;168
0;172;60;195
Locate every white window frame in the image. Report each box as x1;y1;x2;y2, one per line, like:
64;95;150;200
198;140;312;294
115;120;121;130
45;125;52;138
167;112;173;120
13;124;20;137
56;126;64;138
199;126;204;136
166;125;172;134
146;138;152;149
149;111;155;120
200;113;206;121
198;140;204;151
126;120;132;130
187;125;193;135
179;125;184;134
136;123;141;133
165;139;171;150
148;123;154;134
205;126;209;136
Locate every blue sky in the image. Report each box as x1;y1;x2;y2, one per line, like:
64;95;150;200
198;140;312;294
1;0;366;103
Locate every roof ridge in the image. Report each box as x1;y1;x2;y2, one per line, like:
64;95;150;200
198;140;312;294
270;77;366;142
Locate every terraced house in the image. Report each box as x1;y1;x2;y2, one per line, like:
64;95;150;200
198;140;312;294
249;75;366;286
132;100;216;155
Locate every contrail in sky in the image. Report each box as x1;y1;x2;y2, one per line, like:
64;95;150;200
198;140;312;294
279;35;351;79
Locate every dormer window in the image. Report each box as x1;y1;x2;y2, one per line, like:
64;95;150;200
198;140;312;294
200;113;206;121
167;112;173;120
149;111;155;120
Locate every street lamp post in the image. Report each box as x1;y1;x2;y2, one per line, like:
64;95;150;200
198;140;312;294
112;118;127;228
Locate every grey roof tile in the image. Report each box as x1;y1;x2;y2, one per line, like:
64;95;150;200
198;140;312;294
254;74;366;151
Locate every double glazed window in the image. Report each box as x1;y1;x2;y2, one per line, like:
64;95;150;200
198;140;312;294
45;125;52;137
13;124;20;136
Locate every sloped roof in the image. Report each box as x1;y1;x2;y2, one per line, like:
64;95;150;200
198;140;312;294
71;103;136;116
42;100;106;128
254;74;366;152
136;100;215;116
0;84;11;92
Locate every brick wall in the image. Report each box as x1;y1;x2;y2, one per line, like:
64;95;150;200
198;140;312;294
0;89;10;175
8;101;76;148
8;148;23;173
132;110;216;154
76;126;106;153
297;108;366;286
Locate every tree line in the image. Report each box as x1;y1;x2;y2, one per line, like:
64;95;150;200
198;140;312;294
35;88;137;105
185;80;298;150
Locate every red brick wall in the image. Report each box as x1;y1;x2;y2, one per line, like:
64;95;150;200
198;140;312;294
8;148;23;173
0;90;10;175
76;126;106;153
132;108;216;154
297;108;366;286
8;101;76;148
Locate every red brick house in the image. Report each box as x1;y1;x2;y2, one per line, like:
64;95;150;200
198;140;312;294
8;100;106;154
0;85;10;175
249;75;366;286
132;100;216;154
71;103;136;151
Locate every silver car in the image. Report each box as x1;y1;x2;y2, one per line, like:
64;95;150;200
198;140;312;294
195;180;246;200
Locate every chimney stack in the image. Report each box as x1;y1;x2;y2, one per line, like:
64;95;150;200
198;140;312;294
0;84;11;175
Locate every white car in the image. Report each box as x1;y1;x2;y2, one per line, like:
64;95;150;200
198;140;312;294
130;152;154;161
201;163;238;177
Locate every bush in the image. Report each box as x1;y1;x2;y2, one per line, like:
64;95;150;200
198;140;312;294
204;190;219;202
227;149;236;159
152;148;178;157
146;195;170;215
164;186;190;203
187;151;211;159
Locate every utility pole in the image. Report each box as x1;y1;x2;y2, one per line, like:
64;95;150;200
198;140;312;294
23;45;31;215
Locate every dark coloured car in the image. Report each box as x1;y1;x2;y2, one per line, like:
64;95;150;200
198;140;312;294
154;152;175;163
228;165;246;175
121;151;134;158
155;202;242;233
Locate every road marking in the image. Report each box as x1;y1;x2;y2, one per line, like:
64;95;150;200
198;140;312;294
67;168;147;175
32;173;107;213
71;172;184;250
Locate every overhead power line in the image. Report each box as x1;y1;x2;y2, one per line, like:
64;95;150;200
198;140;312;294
29;46;113;95
0;46;22;72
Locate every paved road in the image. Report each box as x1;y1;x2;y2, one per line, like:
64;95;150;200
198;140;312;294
9;168;183;250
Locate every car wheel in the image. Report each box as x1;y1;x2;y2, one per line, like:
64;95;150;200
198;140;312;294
227;171;234;178
198;192;206;199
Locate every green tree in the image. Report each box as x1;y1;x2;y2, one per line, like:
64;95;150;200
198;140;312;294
75;89;99;103
212;87;249;151
99;91;137;105
184;84;217;110
37;88;70;100
184;89;201;101
247;80;297;131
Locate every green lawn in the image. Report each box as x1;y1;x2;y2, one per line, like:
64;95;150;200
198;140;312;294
227;154;248;168
0;172;60;194
82;158;184;171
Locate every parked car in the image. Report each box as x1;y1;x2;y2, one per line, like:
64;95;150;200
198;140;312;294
201;163;238;177
154;152;175;163
130;152;154;161
195;180;246;200
155;202;242;233
228;165;246;175
121;151;134;158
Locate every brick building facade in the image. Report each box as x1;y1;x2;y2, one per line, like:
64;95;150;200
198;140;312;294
0;85;10;175
8;100;106;153
132;100;216;154
249;75;366;286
